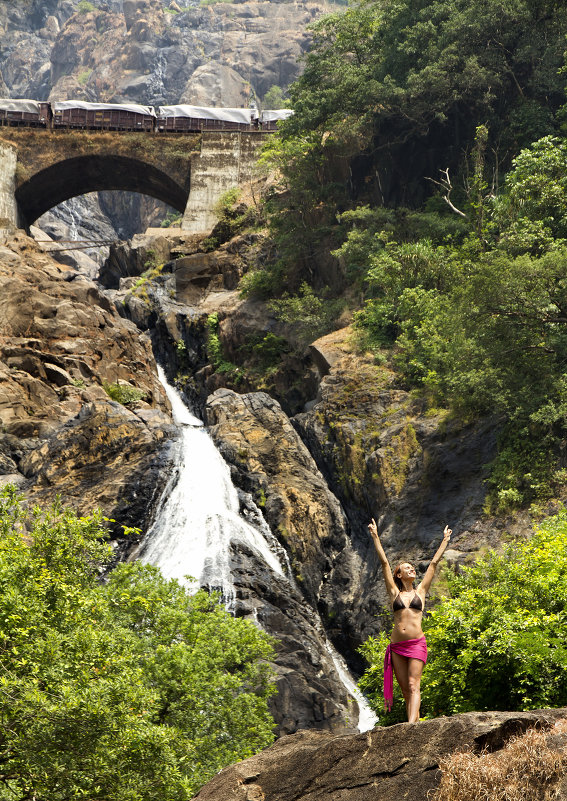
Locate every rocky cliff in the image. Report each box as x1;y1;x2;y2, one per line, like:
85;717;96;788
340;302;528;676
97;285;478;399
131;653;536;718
0;0;325;248
1;0;323;107
0;230;173;536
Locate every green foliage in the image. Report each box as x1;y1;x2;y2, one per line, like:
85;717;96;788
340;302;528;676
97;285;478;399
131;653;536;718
77;0;96;12
261;86;291;110
0;486;275;800
259;0;567;290
77;68;92;86
239;261;286;301
244;333;289;371
211;187;261;246
160;211;183;228
213;187;241;219
360;510;567;721
103;381;147;406
268;282;344;345
492;136;567;251
206;313;242;379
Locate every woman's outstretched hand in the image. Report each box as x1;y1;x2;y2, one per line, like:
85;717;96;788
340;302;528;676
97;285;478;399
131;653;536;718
368;518;379;540
443;524;452;543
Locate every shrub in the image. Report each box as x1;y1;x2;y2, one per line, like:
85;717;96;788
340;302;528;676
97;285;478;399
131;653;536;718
359;511;567;721
103;381;147;405
268;282;344;345
77;0;96;12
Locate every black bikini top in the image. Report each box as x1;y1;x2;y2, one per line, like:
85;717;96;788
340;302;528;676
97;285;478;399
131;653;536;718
393;591;423;612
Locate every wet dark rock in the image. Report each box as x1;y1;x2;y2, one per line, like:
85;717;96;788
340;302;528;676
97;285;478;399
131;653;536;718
228;539;358;736
205;388;366;663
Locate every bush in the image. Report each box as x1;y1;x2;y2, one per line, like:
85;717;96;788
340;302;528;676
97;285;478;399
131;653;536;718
431;721;567;801
268;282;344;345
77;0;96;12
0;486;275;800
103;381;147;405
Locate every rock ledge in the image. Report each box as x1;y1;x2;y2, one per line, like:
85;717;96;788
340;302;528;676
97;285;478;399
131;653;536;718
191;709;567;801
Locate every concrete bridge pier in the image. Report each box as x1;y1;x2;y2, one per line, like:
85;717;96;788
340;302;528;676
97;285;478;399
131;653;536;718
0;142;21;236
182;132;266;233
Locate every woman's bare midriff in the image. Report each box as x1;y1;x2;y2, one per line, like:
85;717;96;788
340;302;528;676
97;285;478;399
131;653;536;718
391;607;424;643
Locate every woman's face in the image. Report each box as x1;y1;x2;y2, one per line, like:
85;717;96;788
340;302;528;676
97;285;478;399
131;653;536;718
396;562;416;582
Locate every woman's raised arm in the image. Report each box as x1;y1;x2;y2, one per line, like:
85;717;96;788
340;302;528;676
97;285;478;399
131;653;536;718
368;518;398;599
418;525;452;595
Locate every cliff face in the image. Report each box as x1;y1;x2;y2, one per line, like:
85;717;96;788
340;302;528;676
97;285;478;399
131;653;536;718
0;0;323;255
0;0;323;107
0;231;173;536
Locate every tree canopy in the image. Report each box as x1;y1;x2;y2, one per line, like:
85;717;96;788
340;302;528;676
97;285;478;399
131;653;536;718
359;510;567;724
272;0;567;216
249;0;567;506
0;486;275;801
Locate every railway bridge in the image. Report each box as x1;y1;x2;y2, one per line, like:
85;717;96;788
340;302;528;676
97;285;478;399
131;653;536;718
0;129;268;234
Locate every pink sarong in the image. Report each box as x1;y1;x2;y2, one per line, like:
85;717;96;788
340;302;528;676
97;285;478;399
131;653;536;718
383;635;428;711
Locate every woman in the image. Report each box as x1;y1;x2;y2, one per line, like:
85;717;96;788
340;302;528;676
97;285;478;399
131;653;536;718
368;519;452;723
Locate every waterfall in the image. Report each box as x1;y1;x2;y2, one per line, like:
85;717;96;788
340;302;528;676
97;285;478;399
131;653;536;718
324;641;378;732
138;365;285;604
139;365;377;732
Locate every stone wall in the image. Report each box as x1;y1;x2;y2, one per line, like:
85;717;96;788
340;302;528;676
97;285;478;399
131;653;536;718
182;132;268;234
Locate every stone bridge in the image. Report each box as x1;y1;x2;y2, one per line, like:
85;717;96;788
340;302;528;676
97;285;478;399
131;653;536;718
0;129;268;235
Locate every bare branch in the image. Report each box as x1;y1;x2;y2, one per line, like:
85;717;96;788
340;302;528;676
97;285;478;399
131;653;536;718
425;168;468;218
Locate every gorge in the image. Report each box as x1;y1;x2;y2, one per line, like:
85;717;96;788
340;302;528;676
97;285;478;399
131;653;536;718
3;0;567;798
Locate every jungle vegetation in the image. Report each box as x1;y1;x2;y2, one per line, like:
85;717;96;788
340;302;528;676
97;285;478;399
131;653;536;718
245;0;567;509
0;487;275;801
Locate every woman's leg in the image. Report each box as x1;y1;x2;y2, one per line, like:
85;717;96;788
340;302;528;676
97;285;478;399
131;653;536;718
406;658;424;723
391;652;410;716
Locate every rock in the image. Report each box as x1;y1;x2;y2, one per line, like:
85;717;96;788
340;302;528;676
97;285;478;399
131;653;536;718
229;537;358;736
191;709;567;801
205;388;366;659
0;233;173;535
30;224;100;280
180;63;252;107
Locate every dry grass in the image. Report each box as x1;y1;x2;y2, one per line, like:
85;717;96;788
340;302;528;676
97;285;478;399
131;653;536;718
430;719;567;801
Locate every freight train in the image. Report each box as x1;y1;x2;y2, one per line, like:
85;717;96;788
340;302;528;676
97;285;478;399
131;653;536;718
0;99;293;132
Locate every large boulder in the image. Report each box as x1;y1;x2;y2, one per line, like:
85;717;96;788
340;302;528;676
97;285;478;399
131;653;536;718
191;709;567;801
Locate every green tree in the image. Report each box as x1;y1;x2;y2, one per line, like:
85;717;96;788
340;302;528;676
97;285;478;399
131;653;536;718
492;135;567;253
0;486;275;801
268;282;344;344
359;510;567;722
261;86;291;110
256;0;567;292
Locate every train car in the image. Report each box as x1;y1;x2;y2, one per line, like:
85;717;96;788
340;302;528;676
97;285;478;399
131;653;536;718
157;105;257;132
260;109;294;131
0;99;50;127
52;101;156;131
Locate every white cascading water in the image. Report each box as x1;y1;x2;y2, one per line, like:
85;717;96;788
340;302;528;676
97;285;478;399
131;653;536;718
138;365;285;605
139;365;377;731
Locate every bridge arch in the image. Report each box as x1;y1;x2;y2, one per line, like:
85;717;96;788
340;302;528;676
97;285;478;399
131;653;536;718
16;154;190;225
